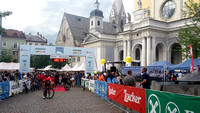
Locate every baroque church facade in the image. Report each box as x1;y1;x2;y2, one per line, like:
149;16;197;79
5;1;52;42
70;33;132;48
56;0;197;70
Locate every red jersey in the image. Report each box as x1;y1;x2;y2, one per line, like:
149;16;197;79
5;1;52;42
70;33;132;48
44;76;53;82
37;74;41;80
41;74;47;81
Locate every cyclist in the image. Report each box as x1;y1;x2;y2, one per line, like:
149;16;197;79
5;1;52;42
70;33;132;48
42;75;52;99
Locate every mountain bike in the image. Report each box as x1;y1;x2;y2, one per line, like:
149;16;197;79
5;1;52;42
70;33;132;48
44;83;54;99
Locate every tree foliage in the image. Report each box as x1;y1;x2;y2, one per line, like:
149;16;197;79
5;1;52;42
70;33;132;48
30;55;70;69
0;11;12;35
178;0;200;59
1;50;13;62
30;55;50;68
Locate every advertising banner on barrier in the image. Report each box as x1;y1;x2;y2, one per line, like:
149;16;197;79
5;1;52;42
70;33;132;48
146;90;200;113
9;81;20;96
89;80;95;93
85;80;90;89
94;81;108;100
101;81;108;100
94;80;98;95
19;80;31;93
0;82;10;100
107;83;146;113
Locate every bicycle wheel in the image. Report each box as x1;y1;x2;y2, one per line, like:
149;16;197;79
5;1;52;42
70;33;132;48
45;87;54;99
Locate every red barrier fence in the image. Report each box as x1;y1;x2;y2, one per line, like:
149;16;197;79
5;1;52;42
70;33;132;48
107;83;146;113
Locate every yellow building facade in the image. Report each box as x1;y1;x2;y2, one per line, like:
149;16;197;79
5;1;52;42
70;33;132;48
134;0;200;22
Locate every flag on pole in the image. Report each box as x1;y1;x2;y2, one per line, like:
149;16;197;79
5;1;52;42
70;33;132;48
190;45;194;72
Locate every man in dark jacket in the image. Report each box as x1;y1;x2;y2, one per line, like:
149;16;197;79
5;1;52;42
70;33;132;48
140;67;151;89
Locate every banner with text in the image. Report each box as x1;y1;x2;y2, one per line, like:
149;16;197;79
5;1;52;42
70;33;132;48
9;81;20;96
89;80;95;93
146;89;200;113
0;82;10;100
107;83;146;113
94;80;108;100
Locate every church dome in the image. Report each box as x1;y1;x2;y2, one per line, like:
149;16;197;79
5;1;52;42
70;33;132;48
90;9;104;18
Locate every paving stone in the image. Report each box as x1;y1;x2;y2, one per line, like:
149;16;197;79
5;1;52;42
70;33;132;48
0;87;124;113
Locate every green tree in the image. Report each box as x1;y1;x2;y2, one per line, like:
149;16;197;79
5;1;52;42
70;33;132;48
50;59;70;69
178;0;200;59
0;11;12;34
1;49;13;62
30;55;50;68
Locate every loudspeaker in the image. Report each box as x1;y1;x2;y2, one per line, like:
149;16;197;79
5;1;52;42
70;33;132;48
110;66;116;72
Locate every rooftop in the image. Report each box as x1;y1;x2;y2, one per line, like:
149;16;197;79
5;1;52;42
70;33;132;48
2;29;25;38
26;33;47;43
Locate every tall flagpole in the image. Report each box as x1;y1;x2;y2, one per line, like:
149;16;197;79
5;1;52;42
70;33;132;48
190;45;194;72
0;16;2;60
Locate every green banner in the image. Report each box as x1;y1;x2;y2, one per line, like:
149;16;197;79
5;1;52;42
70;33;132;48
146;89;200;113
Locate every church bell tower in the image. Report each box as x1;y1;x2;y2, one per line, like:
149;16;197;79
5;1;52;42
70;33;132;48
89;0;104;33
109;0;126;32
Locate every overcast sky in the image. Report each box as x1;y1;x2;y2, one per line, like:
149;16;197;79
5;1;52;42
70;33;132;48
0;0;134;44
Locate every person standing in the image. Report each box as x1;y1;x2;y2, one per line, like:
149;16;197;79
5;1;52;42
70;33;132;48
98;72;105;81
164;71;168;81
124;70;136;87
140;67;151;89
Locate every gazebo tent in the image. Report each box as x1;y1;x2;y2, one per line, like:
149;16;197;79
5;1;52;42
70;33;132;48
149;61;174;67
76;63;85;71
68;63;81;71
60;64;71;71
0;62;19;71
169;59;200;70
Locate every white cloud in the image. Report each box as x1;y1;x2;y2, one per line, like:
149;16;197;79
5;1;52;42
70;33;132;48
0;0;135;44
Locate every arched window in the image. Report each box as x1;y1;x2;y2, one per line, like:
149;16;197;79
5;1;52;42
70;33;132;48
171;43;182;64
97;20;101;26
62;35;66;43
91;21;93;26
135;48;140;60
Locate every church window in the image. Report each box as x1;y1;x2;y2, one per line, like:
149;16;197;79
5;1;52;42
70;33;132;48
97;20;101;26
63;35;66;43
91;21;93;26
162;1;176;19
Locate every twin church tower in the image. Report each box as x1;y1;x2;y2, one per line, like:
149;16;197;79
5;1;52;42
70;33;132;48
89;0;126;33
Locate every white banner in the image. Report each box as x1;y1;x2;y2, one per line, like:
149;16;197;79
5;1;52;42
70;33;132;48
9;81;20;96
89;80;95;93
19;80;31;93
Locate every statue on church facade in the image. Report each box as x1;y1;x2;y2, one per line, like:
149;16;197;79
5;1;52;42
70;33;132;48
147;7;150;17
138;0;142;10
127;13;131;23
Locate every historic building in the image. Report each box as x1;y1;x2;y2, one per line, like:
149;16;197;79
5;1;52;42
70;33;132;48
26;32;47;46
1;29;26;61
56;0;198;70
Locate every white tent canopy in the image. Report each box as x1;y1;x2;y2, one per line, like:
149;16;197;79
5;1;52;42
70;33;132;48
60;64;71;71
76;63;85;71
0;62;19;71
38;65;58;71
69;63;81;71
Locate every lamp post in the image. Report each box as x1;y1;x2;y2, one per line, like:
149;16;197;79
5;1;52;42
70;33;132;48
0;15;2;60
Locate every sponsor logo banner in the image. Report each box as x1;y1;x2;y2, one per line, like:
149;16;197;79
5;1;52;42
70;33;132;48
146;89;199;113
107;83;146;113
0;82;9;100
89;80;95;93
9;81;20;96
94;80;108;100
55;47;64;55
